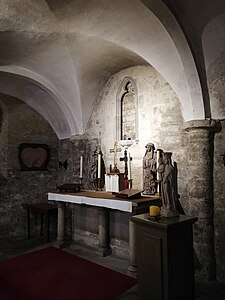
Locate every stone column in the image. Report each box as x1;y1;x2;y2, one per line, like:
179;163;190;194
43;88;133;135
98;208;112;256
184;119;221;281
128;217;137;272
57;202;66;248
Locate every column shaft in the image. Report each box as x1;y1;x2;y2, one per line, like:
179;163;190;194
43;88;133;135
57;202;66;248
185;119;221;280
98;208;111;256
128;217;137;272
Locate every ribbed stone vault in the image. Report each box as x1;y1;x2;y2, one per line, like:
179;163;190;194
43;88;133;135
0;0;224;138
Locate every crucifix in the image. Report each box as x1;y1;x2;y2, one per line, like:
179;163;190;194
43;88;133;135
110;142;121;173
120;149;132;179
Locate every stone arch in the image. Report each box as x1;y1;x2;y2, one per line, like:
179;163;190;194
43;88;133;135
0;66;76;139
139;0;205;120
202;14;225;119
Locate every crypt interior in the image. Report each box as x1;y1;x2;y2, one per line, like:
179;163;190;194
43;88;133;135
1;0;225;297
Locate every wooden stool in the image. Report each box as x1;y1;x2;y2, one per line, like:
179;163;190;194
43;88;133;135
22;203;58;242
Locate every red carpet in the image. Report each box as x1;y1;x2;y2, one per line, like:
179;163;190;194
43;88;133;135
0;246;136;300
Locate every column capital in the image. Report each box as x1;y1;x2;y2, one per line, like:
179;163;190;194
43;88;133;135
184;119;221;133
70;134;88;143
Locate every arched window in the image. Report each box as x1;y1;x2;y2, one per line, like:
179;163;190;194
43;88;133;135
116;77;138;143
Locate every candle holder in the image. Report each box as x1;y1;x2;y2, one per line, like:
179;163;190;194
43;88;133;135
155;180;160;197
128;179;133;189
96;178;103;191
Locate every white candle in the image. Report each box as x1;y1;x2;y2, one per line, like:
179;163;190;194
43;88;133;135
80;156;83;178
156;150;160;180
127;153;131;180
98;154;101;179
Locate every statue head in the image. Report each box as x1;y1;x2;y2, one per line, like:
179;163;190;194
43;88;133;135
163;152;173;164
145;143;155;151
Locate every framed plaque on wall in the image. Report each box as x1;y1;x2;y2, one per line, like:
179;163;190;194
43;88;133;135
18;143;50;171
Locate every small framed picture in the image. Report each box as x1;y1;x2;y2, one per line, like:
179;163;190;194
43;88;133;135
18;143;50;171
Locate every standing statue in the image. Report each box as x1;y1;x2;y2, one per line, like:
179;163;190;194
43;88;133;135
90;145;105;190
143;143;157;195
158;152;179;217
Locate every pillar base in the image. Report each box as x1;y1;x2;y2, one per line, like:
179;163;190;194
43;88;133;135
55;240;68;249
96;246;112;257
128;265;137;273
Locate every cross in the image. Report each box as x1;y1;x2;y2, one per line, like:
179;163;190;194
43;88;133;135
110;142;121;171
120;149;132;179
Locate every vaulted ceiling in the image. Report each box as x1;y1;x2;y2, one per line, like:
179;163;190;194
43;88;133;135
0;0;224;139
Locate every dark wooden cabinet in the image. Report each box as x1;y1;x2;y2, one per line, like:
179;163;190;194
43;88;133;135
131;214;197;300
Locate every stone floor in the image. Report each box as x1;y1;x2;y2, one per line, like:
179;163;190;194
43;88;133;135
0;236;225;299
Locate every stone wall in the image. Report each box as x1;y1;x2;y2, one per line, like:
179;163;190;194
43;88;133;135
65;65;189;256
0;95;59;237
1;63;225;280
214;121;225;281
85;65;187;206
207;47;225;281
0;99;8;178
61;65;225;280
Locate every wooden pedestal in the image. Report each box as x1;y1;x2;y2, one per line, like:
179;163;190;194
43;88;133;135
131;214;197;300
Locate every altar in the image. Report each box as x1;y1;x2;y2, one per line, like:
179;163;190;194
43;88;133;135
48;190;161;271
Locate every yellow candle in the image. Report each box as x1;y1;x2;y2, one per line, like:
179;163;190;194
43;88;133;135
149;206;160;217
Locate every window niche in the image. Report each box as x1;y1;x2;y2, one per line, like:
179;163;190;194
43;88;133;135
116;78;138;146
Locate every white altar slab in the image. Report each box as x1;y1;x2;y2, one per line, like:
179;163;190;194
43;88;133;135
48;191;133;212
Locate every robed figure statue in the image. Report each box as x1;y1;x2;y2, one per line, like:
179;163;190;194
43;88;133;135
90;145;105;190
158;152;179;217
143;143;157;195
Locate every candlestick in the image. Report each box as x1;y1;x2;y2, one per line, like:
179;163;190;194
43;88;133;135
80;155;83;178
98;154;101;179
127;152;131;180
128;179;132;189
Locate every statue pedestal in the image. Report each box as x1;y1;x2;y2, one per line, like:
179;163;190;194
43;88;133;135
131;213;197;300
160;207;179;217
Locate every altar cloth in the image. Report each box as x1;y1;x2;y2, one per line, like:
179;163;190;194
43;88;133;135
48;191;133;212
48;190;160;213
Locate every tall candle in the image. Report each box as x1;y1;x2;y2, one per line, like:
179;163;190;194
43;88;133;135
80;156;83;178
98;154;101;179
156;150;160;180
127;153;131;180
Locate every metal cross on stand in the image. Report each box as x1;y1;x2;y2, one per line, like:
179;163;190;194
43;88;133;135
110;142;121;173
120;149;132;179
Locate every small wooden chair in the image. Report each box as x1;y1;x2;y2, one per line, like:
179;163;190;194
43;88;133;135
22;203;58;242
